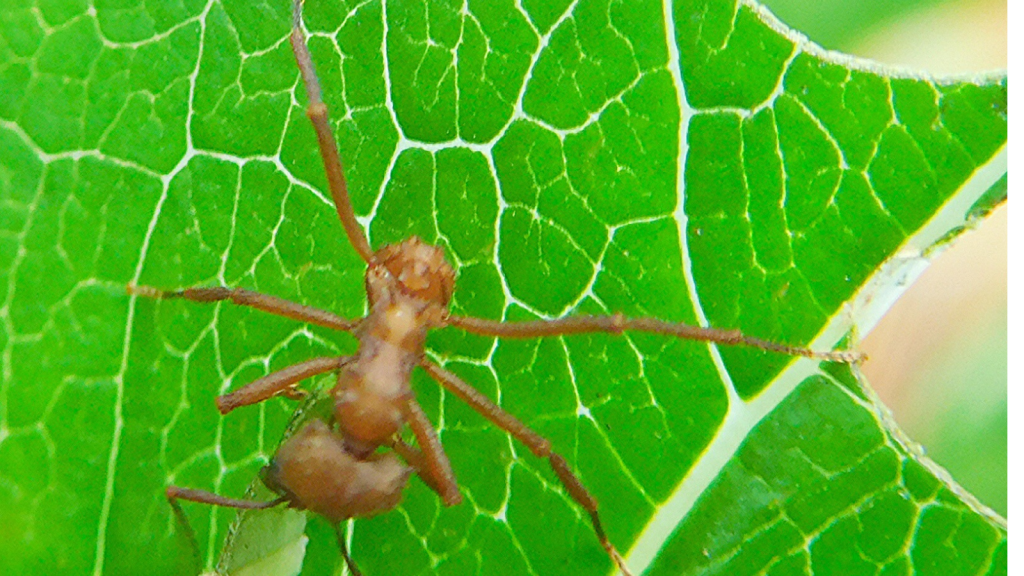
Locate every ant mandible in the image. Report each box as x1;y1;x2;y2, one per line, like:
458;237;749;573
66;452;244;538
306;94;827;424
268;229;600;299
129;1;863;574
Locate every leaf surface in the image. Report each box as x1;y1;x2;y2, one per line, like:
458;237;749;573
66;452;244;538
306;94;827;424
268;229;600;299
0;0;1006;575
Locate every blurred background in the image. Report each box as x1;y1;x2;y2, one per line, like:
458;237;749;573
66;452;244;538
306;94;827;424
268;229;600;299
759;0;1007;516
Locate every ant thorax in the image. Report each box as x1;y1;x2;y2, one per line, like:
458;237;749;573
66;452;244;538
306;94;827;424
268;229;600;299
334;237;455;456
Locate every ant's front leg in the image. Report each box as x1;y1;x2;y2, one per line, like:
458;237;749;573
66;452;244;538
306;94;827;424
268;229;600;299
447;314;863;363
128;284;359;333
289;0;374;264
217;356;352;414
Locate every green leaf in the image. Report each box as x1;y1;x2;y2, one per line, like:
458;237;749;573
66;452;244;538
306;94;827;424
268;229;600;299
0;0;1005;575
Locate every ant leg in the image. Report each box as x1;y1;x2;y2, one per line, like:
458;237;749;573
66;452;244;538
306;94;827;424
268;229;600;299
447;314;863;363
332;523;364;576
217;356;351;414
400;397;463;506
289;0;374;264
167;485;288;510
166;487;288;572
389;436;452;499
128;284;358;333
167;487;204;571
419;361;634;576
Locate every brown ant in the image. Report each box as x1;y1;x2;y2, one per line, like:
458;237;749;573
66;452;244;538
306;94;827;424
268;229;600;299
129;1;863;574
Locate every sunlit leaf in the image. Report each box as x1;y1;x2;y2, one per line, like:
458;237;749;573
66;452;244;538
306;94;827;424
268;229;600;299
0;0;1005;575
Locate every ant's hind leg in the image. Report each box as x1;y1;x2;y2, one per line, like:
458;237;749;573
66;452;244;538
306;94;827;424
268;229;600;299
400;398;463;507
389;435;457;503
166;486;289;570
332;523;365;576
127;284;358;332
289;0;374;264
166;486;287;511
420;361;635;576
217;356;352;415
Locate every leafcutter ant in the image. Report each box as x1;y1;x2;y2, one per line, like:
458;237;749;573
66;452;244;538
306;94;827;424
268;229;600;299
130;1;863;574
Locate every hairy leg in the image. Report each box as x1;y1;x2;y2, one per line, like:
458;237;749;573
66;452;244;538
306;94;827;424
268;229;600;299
128;284;358;332
217;356;351;414
389;436;453;504
447;314;863;363
401;398;463;507
289;0;374;264
420;361;634;576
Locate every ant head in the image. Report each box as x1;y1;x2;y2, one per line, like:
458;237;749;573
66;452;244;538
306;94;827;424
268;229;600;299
262;419;411;523
369;237;455;309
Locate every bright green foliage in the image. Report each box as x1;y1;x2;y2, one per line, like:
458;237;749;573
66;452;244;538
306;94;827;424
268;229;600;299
0;1;1006;575
647;373;1007;575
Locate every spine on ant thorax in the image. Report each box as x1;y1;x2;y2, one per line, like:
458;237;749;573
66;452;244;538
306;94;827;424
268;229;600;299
332;291;433;455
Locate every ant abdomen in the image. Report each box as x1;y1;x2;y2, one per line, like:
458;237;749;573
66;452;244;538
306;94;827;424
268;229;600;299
263;419;411;523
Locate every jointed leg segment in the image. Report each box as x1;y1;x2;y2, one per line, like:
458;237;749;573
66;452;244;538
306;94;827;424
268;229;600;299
165;486;289;573
333;524;364;576
389;436;455;503
128;284;358;332
289;0;374;265
401;398;463;507
129;283;359;413
166;486;287;511
448;314;863;363
420;361;634;576
216;356;351;415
